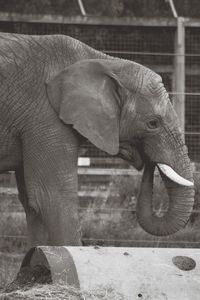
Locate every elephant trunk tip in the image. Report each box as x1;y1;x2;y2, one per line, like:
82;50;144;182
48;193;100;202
136;163;195;237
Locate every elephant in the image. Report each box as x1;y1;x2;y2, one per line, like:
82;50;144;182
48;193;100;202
0;33;194;247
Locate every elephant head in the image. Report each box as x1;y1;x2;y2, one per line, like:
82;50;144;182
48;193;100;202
47;58;194;236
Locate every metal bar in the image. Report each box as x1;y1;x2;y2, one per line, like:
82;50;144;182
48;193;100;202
167;0;178;18
146;65;200;75
105;50;200;57
82;238;200;245
0;235;27;239
78;168;141;175
169;92;200;95
77;0;86;16
184;17;200;27
0;13;178;26
1;207;200;213
1;166;200;179
0;13;198;27
173;17;185;133
185;132;200;135
0;235;199;245
79;207;200;213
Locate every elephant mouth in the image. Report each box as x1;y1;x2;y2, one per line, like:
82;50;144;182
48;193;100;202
118;143;144;170
156;163;193;187
119;139;194;186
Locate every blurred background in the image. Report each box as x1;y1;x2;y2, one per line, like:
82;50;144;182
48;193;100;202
0;0;200;286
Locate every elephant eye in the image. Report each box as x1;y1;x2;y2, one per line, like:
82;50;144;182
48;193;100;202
147;119;160;130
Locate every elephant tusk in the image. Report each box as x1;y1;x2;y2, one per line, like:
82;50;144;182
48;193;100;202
157;163;194;187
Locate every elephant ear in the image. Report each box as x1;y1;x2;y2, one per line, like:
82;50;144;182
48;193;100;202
46;60;121;155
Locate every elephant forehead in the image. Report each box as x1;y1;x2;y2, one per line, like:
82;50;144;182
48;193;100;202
152;96;168;116
138;80;169;117
136;93;168;117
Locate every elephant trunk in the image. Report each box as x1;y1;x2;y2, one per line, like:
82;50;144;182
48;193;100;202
136;158;194;236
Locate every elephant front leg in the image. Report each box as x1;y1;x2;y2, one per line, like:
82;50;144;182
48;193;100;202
22;125;82;246
15;167;49;246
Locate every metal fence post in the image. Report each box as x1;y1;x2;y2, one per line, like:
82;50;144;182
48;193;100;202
173;17;185;133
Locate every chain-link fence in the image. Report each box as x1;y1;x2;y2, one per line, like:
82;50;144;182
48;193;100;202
185;27;200;163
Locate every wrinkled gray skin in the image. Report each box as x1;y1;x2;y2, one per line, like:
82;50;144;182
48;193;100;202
0;33;194;246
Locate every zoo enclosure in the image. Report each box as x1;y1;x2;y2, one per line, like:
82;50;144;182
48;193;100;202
0;14;200;250
0;14;199;166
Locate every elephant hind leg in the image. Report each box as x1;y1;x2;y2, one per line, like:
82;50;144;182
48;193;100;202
15;167;49;246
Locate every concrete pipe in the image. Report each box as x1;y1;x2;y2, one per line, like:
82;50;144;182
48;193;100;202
18;246;200;299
